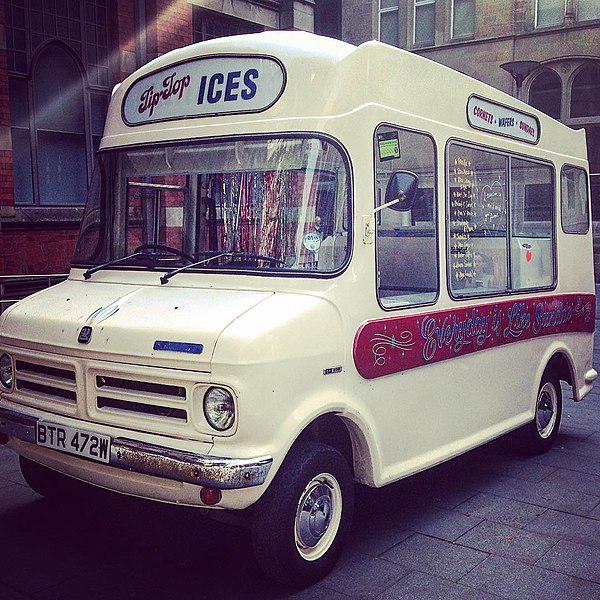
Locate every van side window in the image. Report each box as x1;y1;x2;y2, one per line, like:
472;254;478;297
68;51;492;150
447;142;555;296
448;145;508;294
561;166;590;234
374;125;437;308
510;158;554;289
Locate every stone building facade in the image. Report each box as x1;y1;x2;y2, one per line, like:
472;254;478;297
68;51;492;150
342;0;600;275
0;0;339;278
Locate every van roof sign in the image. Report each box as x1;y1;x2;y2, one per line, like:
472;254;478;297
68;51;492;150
467;95;540;144
122;55;286;125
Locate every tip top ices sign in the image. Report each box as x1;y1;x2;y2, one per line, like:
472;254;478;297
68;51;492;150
467;95;541;144
122;55;286;125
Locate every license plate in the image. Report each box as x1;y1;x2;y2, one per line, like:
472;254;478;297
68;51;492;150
36;422;111;464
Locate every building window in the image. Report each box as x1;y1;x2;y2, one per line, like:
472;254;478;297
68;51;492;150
192;8;261;42
414;0;435;46
5;0;27;73
577;0;600;22
452;0;475;39
315;0;341;39
529;70;562;120
10;43;88;206
5;0;111;206
586;126;600;221
535;0;565;28
379;0;399;46
570;64;600;118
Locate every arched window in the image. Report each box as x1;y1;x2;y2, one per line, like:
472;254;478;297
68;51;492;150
571;64;600;118
33;44;88;205
9;43;94;206
6;0;110;207
529;70;562;119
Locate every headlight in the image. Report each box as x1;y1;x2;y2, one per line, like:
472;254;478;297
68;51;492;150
203;387;235;431
0;354;13;390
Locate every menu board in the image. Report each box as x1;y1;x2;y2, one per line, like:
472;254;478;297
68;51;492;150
449;145;507;293
450;156;476;284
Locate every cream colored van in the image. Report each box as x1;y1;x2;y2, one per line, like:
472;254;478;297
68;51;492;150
0;32;596;586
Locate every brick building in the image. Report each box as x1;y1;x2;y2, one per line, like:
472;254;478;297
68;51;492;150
0;0;340;281
342;0;600;275
2;0;599;283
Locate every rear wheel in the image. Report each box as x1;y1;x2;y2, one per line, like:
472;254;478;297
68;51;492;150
251;442;354;587
520;370;562;454
19;456;82;499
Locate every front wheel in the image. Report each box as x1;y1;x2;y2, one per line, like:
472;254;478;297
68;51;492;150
520;370;562;454
251;442;354;587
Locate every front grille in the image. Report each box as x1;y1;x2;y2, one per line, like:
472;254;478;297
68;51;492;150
14;359;77;404
94;375;189;424
5;351;206;436
97;396;187;421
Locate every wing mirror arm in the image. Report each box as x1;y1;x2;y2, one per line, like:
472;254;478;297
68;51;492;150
364;171;419;244
374;197;401;214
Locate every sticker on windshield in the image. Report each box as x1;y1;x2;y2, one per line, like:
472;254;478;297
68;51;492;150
377;131;400;161
303;232;322;252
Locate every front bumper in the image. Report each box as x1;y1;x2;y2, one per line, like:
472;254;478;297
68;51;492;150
0;407;272;490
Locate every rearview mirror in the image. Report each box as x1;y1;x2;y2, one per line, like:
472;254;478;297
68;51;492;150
384;171;419;212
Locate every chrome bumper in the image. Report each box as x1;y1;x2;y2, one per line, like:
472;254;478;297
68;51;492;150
0;407;272;490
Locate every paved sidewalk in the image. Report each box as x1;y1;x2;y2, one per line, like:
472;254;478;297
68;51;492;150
1;316;600;599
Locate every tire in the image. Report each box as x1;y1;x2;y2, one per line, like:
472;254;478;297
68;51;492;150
251;441;354;587
19;456;82;499
520;369;562;455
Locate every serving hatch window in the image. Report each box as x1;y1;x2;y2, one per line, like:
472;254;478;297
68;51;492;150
447;142;555;296
73;136;350;275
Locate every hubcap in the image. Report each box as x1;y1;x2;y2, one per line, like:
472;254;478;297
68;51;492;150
536;382;557;439
295;473;342;561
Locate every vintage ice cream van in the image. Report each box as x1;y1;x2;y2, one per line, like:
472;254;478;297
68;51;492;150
0;32;596;585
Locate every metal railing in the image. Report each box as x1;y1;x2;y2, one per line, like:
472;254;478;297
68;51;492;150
0;274;68;315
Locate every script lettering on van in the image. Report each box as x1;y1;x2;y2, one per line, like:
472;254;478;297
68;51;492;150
467;95;540;144
123;56;286;125
353;294;594;379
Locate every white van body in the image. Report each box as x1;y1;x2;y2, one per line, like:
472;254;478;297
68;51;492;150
0;32;596;585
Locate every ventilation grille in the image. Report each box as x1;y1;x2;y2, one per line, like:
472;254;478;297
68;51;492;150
95;375;188;423
15;360;77;404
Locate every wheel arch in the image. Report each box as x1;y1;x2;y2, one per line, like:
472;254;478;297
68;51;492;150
545;350;574;388
294;412;376;486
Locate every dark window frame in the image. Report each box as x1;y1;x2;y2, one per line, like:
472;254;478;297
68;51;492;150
5;0;112;208
445;140;557;299
192;7;262;43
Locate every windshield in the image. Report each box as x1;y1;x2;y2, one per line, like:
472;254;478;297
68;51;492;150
73;136;351;276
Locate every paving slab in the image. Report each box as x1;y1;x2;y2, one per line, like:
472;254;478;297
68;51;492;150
455;519;558;564
536;539;600;584
525;509;600;549
380;533;488;582
377;570;503;600
455;493;547;528
459;555;600;600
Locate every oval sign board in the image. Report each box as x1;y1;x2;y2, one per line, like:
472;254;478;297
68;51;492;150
467;95;540;144
122;55;286;125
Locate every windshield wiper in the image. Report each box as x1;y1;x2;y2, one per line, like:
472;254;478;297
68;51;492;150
160;251;287;284
83;252;147;280
160;252;230;284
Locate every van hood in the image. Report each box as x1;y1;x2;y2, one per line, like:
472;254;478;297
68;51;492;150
0;280;272;371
